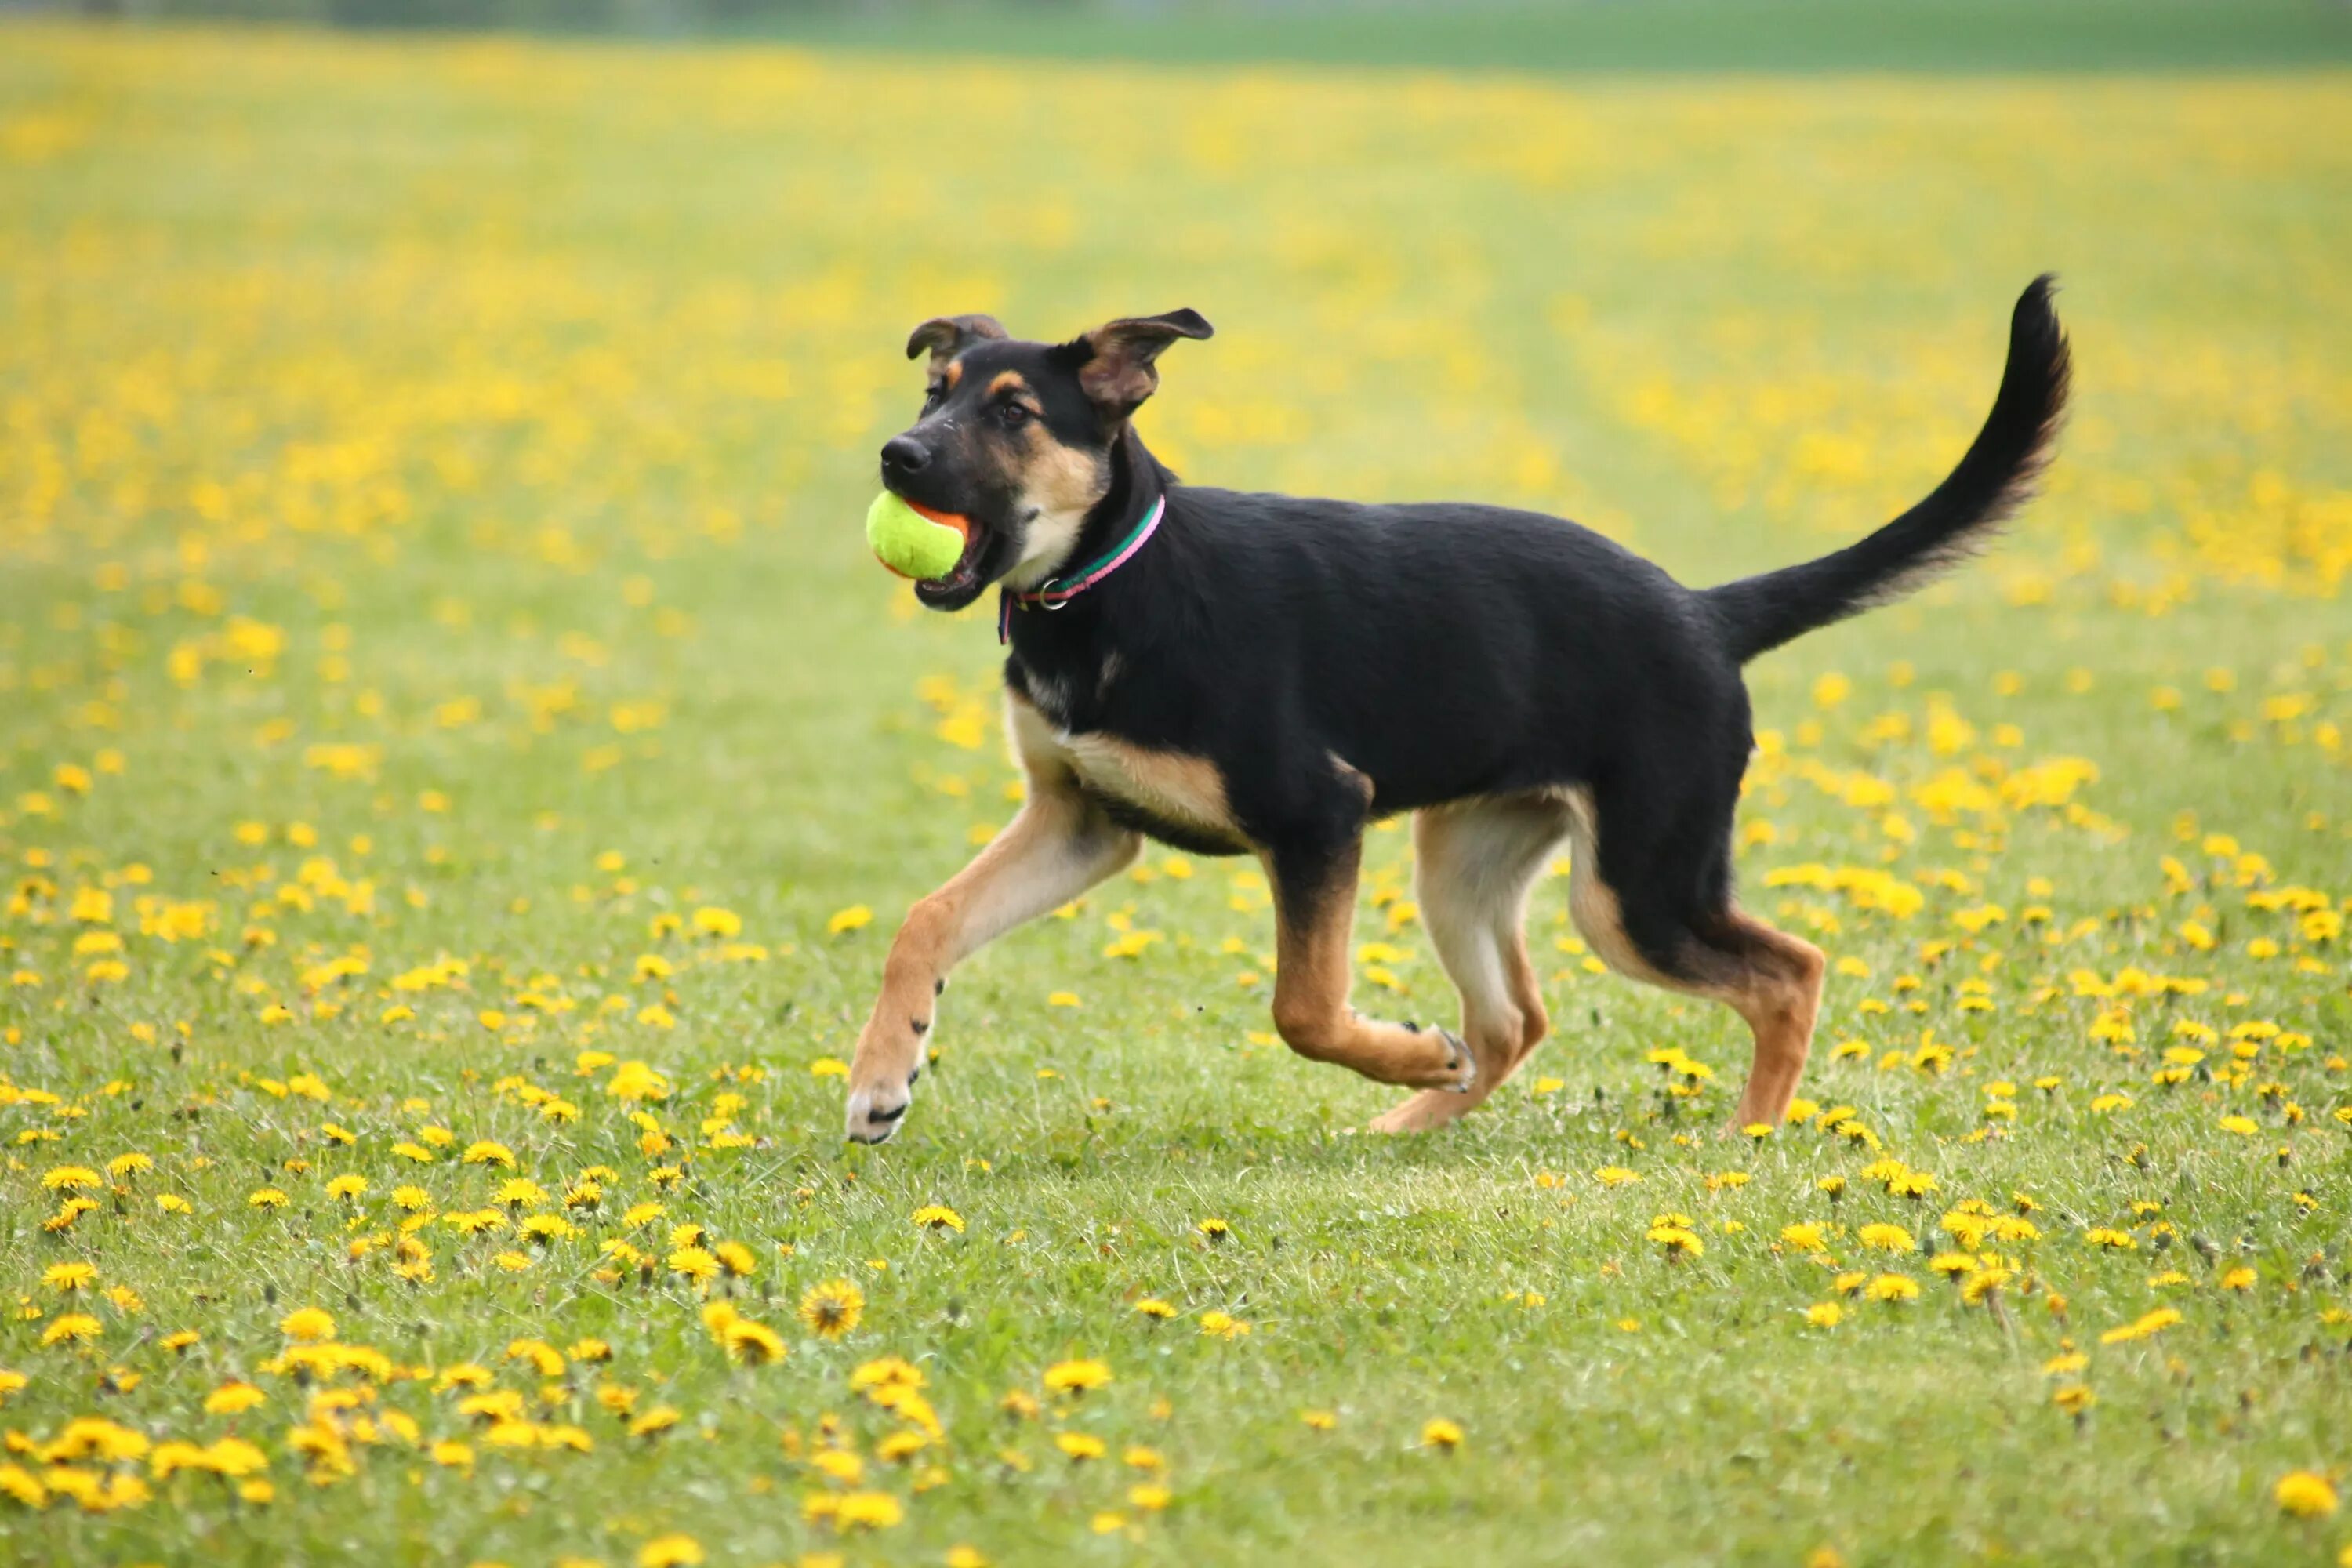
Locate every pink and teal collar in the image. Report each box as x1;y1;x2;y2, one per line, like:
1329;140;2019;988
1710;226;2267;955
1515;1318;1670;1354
997;494;1165;644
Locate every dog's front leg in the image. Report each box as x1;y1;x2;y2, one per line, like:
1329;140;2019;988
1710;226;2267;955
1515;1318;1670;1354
844;783;1138;1143
1262;835;1479;1093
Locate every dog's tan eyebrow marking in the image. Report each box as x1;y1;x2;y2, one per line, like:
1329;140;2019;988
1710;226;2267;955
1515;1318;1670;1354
942;360;964;391
988;371;1036;401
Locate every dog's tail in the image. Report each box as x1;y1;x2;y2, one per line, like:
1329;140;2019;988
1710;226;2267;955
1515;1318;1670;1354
1701;276;2071;666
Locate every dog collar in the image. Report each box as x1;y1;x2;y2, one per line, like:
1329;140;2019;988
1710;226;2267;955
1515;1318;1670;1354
996;494;1165;644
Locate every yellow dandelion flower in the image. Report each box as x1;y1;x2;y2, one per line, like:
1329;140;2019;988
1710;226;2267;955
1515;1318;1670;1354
2274;1470;2338;1519
834;1490;902;1530
627;1406;681;1439
278;1307;336;1343
799;1279;865;1339
205;1382;267;1415
637;1534;705;1568
875;1429;928;1463
42;1262;96;1293
1857;1223;1915;1253
1044;1359;1112;1394
723;1319;787;1365
41;1316;101;1354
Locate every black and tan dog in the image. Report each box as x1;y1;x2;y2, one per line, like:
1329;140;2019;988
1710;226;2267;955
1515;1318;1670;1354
844;280;2070;1144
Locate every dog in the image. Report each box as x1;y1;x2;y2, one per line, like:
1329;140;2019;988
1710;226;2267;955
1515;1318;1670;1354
843;279;2070;1144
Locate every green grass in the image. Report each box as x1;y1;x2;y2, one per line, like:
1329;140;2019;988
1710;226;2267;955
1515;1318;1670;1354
121;0;2352;72
746;0;2352;73
2;21;2350;1568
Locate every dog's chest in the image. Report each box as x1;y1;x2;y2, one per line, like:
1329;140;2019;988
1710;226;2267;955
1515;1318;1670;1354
1007;671;1249;856
1065;735;1252;856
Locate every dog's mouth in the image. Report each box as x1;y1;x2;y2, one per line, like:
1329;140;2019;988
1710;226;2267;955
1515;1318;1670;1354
911;513;998;612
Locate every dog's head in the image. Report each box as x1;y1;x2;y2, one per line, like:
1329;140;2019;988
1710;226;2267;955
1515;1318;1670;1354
878;309;1212;611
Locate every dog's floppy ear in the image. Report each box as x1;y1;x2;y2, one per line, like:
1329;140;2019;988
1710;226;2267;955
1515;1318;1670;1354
906;314;1008;369
1069;308;1214;417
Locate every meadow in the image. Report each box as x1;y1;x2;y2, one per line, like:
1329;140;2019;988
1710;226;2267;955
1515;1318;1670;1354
2;20;2350;1567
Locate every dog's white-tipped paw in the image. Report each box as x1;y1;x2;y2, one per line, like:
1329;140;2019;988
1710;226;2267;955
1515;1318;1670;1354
844;1082;912;1144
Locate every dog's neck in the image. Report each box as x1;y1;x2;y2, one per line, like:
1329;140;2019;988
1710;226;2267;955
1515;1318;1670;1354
1055;423;1167;583
998;424;1176;702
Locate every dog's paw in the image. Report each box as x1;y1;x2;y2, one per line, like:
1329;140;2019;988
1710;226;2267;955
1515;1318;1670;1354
844;1077;913;1145
1370;1090;1468;1134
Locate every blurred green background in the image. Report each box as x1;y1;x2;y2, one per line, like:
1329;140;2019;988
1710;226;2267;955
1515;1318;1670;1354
29;0;2352;71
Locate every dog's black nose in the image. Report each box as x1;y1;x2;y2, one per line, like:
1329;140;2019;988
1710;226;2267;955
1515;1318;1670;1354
880;435;931;477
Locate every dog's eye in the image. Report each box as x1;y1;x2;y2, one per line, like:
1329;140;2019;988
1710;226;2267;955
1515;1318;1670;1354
996;401;1031;427
923;384;946;407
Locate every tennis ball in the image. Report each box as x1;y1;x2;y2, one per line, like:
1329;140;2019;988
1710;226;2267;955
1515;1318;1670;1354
866;492;971;581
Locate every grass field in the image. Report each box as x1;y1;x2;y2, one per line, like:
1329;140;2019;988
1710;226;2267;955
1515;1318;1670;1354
742;0;2352;71
3;20;2351;1567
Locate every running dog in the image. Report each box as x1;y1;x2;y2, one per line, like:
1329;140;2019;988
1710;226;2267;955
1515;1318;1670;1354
844;279;2069;1144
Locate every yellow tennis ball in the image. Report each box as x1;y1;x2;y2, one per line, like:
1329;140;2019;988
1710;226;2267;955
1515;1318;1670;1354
866;492;970;581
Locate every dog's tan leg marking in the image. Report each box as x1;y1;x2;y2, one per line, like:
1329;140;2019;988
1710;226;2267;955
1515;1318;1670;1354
1265;836;1476;1091
844;694;1139;1142
1714;914;1825;1131
1559;789;1668;984
1559;790;1824;1134
1370;793;1570;1133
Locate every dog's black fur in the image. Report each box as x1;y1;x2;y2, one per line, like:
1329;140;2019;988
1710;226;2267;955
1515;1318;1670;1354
852;281;2070;1142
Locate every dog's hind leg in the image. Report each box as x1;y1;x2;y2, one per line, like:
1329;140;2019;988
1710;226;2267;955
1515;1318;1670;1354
1563;782;1825;1134
1706;913;1826;1130
1263;833;1480;1093
1370;793;1571;1133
